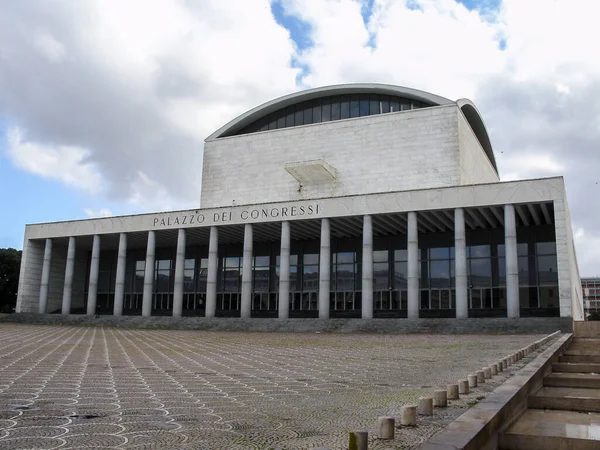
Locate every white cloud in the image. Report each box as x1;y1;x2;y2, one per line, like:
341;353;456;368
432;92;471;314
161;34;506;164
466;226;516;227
1;0;599;275
84;208;113;218
6;127;103;194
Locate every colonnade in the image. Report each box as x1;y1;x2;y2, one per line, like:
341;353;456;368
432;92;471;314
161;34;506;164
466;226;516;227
38;206;521;319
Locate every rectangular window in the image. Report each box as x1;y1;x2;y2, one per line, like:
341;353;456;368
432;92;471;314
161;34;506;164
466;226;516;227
294;109;304;126
322;98;331;121
312;99;322;123
285;106;295;127
359;95;370;116
351;94;360;118
390;97;400;112
380;95;390;113
369;94;379;114
303;104;313;124
341;95;350;119
331;96;341;120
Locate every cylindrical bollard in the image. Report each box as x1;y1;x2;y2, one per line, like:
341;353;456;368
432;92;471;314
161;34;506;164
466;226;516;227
377;417;395;439
400;405;417;426
434;390;447;407
476;370;485;383
468;374;478;388
447;384;459;400
497;361;503;372
418;397;433;415
503;358;509;369
458;379;469;394
483;367;492;379
490;364;497;376
349;431;368;450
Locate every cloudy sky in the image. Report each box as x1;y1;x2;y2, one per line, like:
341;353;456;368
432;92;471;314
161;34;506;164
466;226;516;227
0;0;598;275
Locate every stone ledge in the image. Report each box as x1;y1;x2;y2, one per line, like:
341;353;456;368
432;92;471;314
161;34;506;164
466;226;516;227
0;313;573;334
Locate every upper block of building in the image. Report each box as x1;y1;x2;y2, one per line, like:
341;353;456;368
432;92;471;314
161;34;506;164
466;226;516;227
201;83;499;208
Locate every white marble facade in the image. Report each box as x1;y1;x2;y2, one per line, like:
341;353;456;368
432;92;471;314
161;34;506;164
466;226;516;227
15;84;583;320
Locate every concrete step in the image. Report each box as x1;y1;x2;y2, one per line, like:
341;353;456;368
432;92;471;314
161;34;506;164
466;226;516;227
564;347;600;356
553;362;600;373
499;409;600;450
559;354;600;364
544;372;600;389
529;386;600;412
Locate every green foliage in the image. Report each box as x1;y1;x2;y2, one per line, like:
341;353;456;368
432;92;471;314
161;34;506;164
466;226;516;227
587;311;600;321
0;248;22;312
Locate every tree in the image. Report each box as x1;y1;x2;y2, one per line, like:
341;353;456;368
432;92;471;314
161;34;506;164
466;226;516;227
0;248;21;313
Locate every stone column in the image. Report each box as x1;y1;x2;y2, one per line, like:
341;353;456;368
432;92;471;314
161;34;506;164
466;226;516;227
278;221;291;319
61;236;76;315
407;212;419;318
319;218;331;319
205;226;218;318
455;208;468;318
113;233;127;316
172;229;186;317
241;224;253;319
362;215;373;319
86;234;101;315
39;238;52;314
142;231;155;317
505;204;519;318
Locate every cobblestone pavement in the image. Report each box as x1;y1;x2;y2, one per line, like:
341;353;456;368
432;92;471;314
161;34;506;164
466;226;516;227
0;324;551;449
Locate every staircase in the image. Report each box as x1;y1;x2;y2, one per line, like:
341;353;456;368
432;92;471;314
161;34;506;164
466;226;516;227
500;337;600;449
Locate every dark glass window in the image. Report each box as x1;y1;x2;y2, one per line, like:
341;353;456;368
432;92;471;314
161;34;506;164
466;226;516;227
331;96;341;120
312;99;322;123
359;95;370;116
294;108;304;126
268;114;277;130
303;103;313;124
322;98;331;121
351;95;360;118
285;106;295;127
277;114;285;129
380;95;390;113
229;93;434;136
370;94;379;115
340;95;350;119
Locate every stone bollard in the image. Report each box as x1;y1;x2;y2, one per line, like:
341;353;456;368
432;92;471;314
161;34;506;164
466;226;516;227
447;384;459;400
434;390;447;407
349;431;368;450
497;361;503;372
503;358;509;369
490;364;497;376
458;379;469;394
483;367;492;379
418;397;433;416
468;374;478;388
476;370;485;383
400;405;417;426
377;417;395;439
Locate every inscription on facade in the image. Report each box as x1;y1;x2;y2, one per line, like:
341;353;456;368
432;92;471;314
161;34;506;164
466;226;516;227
152;203;321;228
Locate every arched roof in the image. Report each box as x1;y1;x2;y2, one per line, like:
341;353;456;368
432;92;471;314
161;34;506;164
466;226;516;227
206;83;498;173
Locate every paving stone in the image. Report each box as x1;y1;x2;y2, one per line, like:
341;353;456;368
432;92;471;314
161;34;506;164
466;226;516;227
0;324;555;449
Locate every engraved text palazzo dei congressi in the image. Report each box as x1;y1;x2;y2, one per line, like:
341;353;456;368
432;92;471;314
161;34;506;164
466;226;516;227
152;203;322;228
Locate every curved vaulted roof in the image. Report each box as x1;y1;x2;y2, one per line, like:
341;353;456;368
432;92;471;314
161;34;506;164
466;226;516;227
205;83;497;173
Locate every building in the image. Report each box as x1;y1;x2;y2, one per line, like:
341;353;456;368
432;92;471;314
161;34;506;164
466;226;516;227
15;83;584;321
583;277;600;316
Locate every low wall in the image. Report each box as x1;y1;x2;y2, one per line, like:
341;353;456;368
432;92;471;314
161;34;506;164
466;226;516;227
0;313;573;334
573;321;600;338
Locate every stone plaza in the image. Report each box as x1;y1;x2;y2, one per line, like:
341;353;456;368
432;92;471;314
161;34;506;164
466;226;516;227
0;324;552;449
